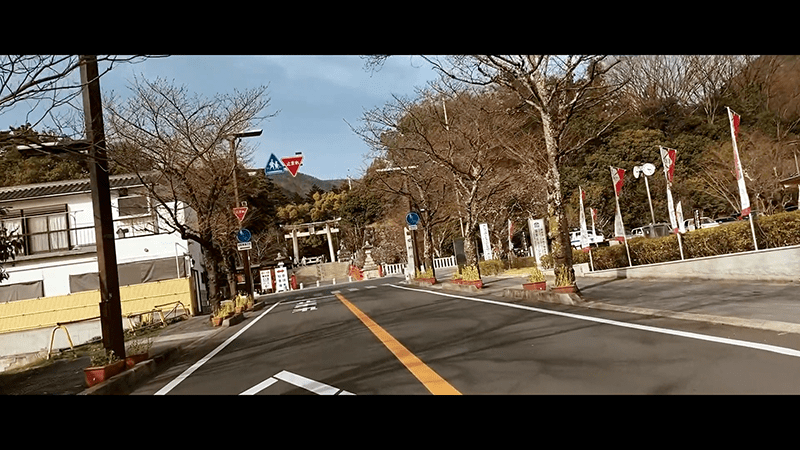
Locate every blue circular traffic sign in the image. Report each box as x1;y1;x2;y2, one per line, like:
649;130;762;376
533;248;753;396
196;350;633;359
406;212;420;226
236;228;251;243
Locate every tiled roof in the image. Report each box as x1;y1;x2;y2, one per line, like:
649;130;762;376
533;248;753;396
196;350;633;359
0;173;151;203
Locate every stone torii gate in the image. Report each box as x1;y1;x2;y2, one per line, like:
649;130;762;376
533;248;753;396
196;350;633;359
282;219;341;264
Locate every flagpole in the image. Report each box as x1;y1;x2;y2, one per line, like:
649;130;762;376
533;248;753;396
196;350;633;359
616;194;632;267
728;107;758;251
610;167;632;267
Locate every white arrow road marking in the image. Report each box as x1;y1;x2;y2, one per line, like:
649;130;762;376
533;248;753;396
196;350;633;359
239;370;354;395
366;286;377;289
154;301;283;395
292;300;317;313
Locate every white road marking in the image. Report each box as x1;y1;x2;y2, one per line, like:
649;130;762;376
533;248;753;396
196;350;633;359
274;370;343;395
331;290;341;294
239;370;354;395
239;377;279;395
154;301;283;395
389;284;800;359
366;286;377;289
348;288;359;292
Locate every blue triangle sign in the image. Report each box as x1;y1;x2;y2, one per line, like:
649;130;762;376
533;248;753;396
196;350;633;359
265;153;285;175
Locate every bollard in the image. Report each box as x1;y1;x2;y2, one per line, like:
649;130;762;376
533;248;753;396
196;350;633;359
316;280;320;287
300;283;304;289
348;276;352;282
333;278;336;285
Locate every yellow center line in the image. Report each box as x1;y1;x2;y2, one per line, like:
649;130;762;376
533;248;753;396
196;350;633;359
335;293;461;395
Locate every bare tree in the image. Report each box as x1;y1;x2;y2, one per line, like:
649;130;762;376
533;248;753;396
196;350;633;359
357;84;525;269
105;76;275;309
412;55;626;285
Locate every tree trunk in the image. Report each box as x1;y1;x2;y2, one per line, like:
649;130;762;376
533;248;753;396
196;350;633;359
541;114;575;285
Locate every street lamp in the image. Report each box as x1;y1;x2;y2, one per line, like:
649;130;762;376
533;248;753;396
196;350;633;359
633;162;656;225
229;129;262;300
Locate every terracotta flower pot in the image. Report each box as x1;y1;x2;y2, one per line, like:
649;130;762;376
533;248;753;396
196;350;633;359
84;360;126;387
552;285;578;294
523;281;547;291
125;353;149;370
455;279;483;289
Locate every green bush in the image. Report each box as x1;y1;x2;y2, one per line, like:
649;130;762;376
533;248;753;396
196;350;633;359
478;259;504;276
509;256;538;269
589;210;800;270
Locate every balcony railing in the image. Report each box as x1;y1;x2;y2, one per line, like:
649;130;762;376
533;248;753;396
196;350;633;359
7;216;160;257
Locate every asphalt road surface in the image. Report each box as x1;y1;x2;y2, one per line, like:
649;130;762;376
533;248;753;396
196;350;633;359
131;277;800;395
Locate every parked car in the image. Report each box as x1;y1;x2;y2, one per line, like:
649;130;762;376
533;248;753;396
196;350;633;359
683;217;720;231
570;230;604;248
715;216;737;225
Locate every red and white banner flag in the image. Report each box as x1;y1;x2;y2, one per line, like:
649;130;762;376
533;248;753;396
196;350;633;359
728;107;751;217
660;147;677;184
610;167;625;197
660;147;679;232
610;167;626;241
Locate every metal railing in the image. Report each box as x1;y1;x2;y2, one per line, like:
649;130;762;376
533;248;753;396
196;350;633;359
8;216;160;257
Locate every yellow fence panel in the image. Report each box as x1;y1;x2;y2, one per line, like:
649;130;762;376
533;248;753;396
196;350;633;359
0;278;193;334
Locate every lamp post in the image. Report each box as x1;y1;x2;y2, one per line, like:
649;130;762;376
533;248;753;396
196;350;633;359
229;129;262;300
633;163;656;225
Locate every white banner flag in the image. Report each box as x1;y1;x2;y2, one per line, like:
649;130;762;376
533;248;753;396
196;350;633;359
579;187;589;250
676;201;686;233
728;107;751;217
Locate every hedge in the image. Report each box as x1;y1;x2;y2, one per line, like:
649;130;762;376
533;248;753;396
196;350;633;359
541;210;800;271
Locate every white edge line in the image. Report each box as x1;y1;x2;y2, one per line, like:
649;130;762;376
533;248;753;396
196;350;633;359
154;301;283;395
388;284;800;359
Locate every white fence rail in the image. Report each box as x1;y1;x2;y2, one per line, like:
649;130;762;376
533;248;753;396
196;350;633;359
381;256;456;276
433;256;456;269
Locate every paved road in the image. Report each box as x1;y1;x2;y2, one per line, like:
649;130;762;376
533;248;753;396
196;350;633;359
131;277;800;395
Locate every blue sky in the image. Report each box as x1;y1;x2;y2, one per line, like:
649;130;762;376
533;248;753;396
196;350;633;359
3;55;441;181
112;55;441;181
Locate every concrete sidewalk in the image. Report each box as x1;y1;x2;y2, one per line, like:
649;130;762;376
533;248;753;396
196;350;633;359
3;271;799;395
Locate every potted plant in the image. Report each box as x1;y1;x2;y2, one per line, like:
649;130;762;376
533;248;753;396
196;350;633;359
552;267;578;294
84;349;125;387
452;265;482;289
211;302;235;327
522;266;547;291
234;293;252;314
124;336;153;369
414;267;436;285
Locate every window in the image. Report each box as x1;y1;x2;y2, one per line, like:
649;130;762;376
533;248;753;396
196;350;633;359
118;196;149;217
116;193;158;237
0;205;70;255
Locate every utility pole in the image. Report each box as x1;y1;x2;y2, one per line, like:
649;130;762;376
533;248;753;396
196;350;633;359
229;130;261;299
80;55;125;359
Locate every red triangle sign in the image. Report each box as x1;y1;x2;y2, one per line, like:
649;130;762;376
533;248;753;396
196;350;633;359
281;155;303;177
233;206;248;222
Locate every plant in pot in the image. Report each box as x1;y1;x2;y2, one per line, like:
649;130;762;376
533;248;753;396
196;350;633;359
552;267;578;293
84;349;125;387
523;266;547;291
211;302;235;327
234;293;252;314
124;336;153;369
415;267;436;285
452;265;482;289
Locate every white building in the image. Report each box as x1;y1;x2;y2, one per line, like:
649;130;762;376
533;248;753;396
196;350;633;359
0;174;208;311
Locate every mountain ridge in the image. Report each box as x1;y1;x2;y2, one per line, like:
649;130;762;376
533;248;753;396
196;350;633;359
266;171;346;200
